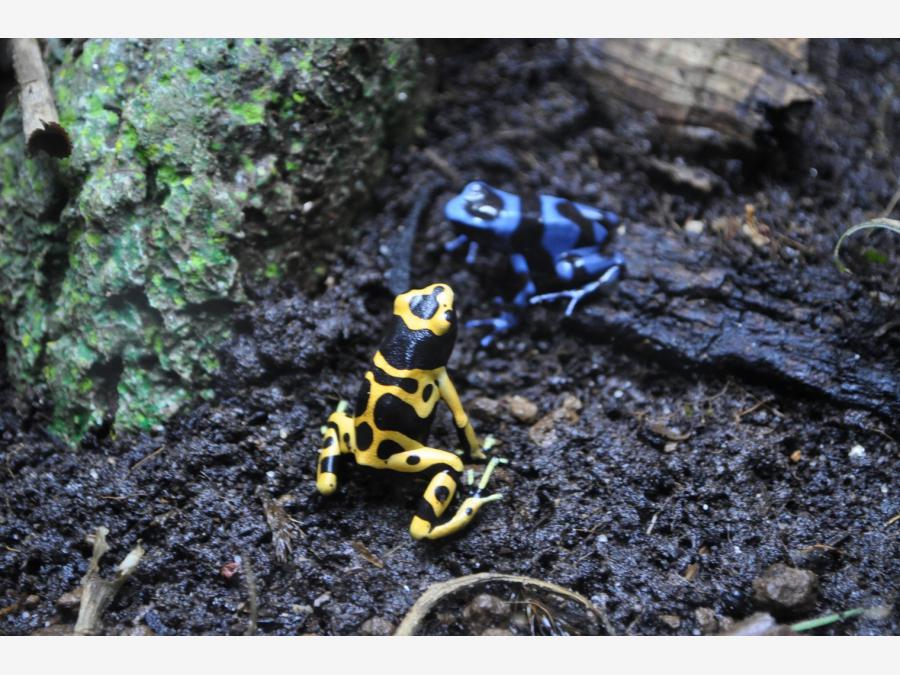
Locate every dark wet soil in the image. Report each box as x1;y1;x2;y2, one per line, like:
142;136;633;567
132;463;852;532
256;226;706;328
1;39;898;635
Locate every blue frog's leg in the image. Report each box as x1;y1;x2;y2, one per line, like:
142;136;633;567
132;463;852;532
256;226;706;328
465;240;480;264
445;233;470;252
465;310;519;347
530;248;625;315
464;253;533;347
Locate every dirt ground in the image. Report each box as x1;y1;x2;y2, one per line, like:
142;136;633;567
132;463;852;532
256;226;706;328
1;39;898;635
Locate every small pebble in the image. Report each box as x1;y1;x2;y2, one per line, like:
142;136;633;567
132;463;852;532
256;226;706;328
313;592;331;608
359;616;394;636
659;614;681;629
684;220;705;235
57;588;82;610
694;607;717;634
463;593;509;631
469;396;502;421
848;444;866;459
482;627;513;636
752;563;818;615
502;395;539;424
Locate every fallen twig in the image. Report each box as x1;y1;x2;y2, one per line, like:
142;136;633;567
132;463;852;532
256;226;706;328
9;38;71;157
351;540;385;569
733;397;778;424
74;526;145;635
258;489;297;566
421;147;462;186
395;572;614;636
242;550;258;636
129;445;165;473
882;182;900;218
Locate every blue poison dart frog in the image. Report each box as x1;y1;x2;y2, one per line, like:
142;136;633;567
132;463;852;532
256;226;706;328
444;181;625;346
315;283;503;541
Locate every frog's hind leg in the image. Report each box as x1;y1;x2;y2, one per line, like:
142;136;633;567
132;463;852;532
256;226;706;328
403;454;504;541
530;249;625;315
316;401;354;496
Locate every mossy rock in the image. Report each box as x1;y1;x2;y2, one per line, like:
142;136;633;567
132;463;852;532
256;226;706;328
0;38;421;443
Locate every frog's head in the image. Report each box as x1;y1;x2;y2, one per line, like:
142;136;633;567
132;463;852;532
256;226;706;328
394;283;456;337
444;181;515;244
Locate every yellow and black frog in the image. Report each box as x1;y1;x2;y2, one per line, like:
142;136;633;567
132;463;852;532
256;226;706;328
315;283;503;541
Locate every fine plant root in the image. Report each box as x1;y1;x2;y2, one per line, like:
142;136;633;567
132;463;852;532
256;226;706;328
394;572;614;635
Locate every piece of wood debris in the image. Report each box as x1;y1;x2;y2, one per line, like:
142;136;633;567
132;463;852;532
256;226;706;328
259;489;297;565
9;39;71;158
683;562;700;582
351;540;385;569
574;39;823;150
74;526;144;635
242;551;258;636
647;158;722;193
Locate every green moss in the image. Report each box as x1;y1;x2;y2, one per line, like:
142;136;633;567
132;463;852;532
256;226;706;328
0;38;422;445
228;100;266;125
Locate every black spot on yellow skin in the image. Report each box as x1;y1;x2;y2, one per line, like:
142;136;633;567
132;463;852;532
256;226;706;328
374;392;436;443
409;286;445;320
356;421;373;451
406;455;420;465
435;485;450;502
377;439;404;460
324;435;335;447
372;364;418;394
342;433;349;446
416;499;438;522
422;384;433;401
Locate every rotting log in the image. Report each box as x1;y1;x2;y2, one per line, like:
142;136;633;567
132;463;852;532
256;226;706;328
569;222;899;420
573;39;823;150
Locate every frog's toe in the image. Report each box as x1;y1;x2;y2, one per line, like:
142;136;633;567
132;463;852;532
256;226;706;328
445;233;469;252
529;290;565;305
466;311;518;347
472;456;504;494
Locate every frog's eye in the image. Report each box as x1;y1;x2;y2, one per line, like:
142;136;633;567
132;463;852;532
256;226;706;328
444;309;455;323
472;203;498;219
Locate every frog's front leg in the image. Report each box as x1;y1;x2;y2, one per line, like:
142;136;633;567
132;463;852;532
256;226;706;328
465;254;532;347
436;367;493;460
316;401;354;496
530;248;625;316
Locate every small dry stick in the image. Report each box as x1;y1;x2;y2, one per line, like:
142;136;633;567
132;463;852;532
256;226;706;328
10;38;71;158
242;551;258;636
74;526;145;635
258;489;297;566
421;147;462;186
